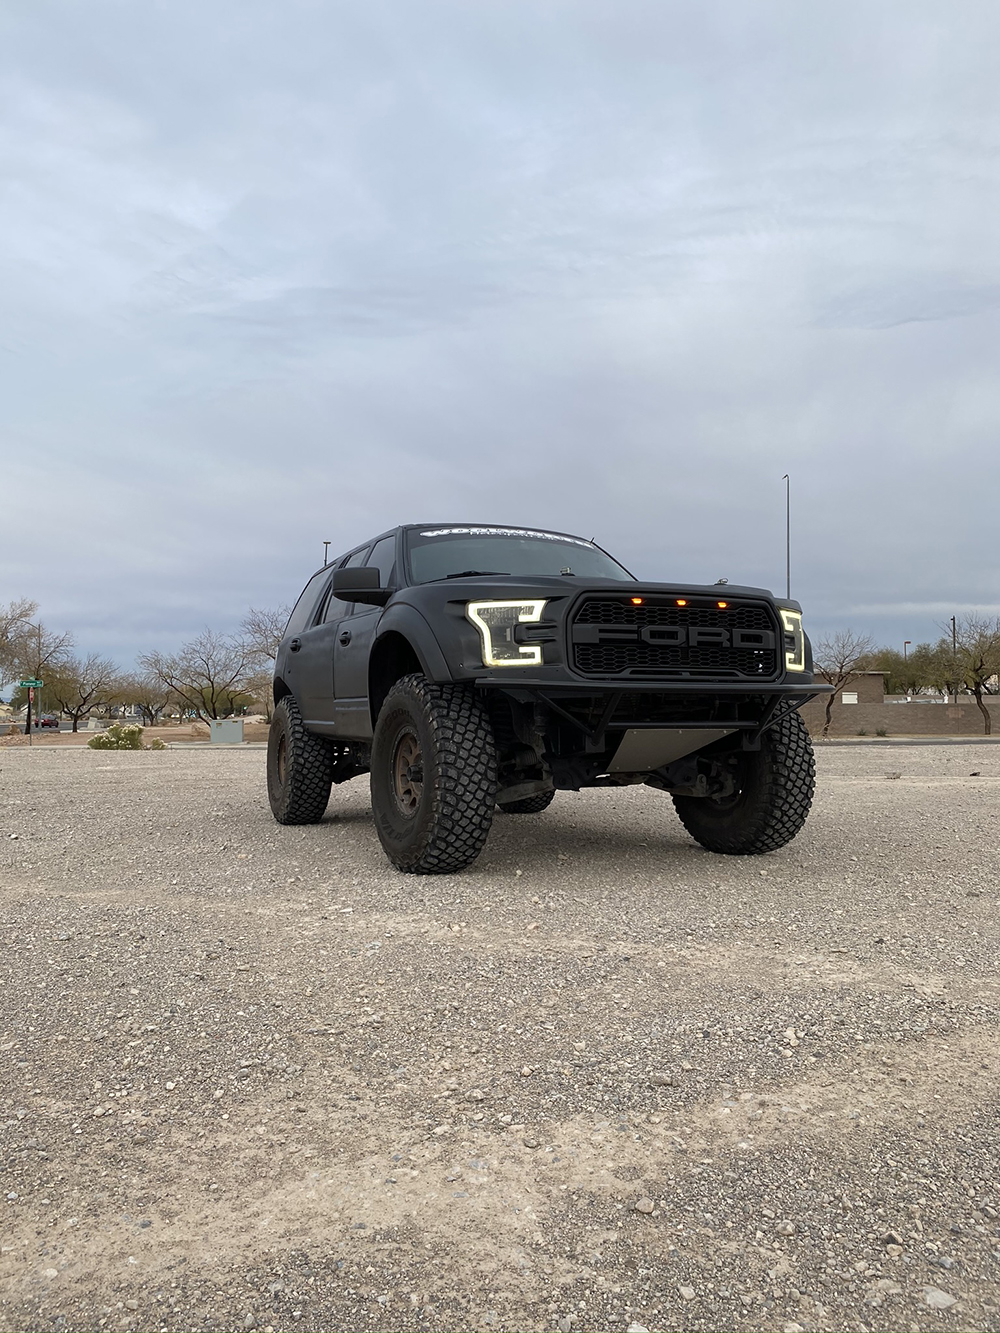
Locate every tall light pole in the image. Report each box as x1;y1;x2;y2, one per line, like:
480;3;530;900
323;540;331;567
903;640;911;661
782;474;791;601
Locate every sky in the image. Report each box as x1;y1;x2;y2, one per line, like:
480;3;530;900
2;0;999;669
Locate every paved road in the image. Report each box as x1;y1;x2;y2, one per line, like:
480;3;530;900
1;744;998;1332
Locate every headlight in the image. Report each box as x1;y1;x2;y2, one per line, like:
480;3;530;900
466;600;548;667
780;609;805;672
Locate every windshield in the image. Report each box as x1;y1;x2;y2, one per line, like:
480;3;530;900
405;526;634;584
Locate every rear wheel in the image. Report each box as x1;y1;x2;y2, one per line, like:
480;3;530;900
672;711;815;854
498;790;555;815
371;674;497;874
266;696;333;824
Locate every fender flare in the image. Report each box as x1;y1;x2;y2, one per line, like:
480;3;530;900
372;604;454;683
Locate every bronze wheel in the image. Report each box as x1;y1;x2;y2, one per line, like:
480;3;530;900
370;674;497;874
392;729;423;816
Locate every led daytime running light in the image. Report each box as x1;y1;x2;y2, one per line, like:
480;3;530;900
780;608;806;672
466;600;548;667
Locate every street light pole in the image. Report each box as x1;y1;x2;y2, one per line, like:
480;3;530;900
951;615;958;704
22;622;40;736
323;541;331;567
903;640;911;661
782;474;790;601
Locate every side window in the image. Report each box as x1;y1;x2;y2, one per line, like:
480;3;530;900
284;569;333;638
365;535;397;587
323;547;369;622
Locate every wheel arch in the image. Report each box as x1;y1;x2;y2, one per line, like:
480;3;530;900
368;631;427;725
368;607;453;725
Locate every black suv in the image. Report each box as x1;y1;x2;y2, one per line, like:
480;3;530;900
268;524;830;874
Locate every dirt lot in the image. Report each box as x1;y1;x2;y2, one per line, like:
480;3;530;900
1;743;998;1333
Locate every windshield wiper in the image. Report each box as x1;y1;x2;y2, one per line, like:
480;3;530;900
443;569;509;579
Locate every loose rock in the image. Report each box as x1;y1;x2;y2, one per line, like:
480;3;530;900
922;1287;957;1310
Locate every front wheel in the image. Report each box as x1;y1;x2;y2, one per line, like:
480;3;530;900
672;711;815;854
370;674;497;874
266;696;334;824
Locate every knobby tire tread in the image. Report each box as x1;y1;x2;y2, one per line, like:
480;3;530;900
672;710;815;855
268;696;334;825
373;674;496;874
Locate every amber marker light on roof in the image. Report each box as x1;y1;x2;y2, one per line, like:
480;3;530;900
676;598;688;606
717;600;729;608
630;597;643;605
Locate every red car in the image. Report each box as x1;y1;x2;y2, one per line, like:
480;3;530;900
37;714;60;729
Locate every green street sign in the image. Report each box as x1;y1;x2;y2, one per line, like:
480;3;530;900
19;679;43;688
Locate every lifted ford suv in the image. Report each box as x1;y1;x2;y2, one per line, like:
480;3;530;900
268;524;830;874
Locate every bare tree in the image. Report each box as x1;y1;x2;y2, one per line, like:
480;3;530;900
8;619;74;733
241;667;277;720
241;605;290;663
814;629;876;738
47;655;120;731
0;598;38;677
140;631;255;723
240;606;289;722
116;673;176;727
944;615;1000;735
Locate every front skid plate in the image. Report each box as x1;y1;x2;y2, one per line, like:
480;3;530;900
608;727;736;772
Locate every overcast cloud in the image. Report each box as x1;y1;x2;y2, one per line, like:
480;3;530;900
2;0;999;667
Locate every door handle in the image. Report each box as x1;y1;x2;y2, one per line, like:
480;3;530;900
289;638;302;653
339;630;352;646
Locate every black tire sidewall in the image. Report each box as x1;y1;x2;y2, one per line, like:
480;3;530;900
370;699;438;862
672;711;814;854
678;747;770;836
370;674;497;873
266;696;333;824
266;702;293;818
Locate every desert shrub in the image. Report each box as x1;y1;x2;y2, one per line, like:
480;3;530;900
88;723;146;750
875;726;888;737
857;728;868;736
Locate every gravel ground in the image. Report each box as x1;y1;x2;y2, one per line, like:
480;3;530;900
1;742;998;1333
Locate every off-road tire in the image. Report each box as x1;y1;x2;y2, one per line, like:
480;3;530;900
672;710;815;854
498;790;556;815
267;696;334;824
371;674;497;874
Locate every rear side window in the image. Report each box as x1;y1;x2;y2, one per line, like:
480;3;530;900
365;534;397;586
284;569;333;638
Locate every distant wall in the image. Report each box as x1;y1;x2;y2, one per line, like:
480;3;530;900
800;694;998;737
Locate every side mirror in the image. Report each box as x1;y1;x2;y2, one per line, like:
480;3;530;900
331;567;393;606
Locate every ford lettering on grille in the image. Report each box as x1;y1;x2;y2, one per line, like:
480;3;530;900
570;599;779;678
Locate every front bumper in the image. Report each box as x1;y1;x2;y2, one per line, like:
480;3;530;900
472;674;831;697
